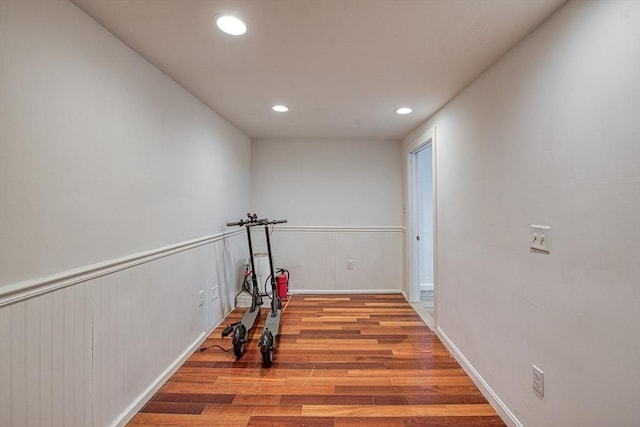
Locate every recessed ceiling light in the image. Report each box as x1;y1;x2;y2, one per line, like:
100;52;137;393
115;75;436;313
396;107;412;115
272;105;289;112
214;14;247;36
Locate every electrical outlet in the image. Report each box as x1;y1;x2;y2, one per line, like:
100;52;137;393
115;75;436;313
347;259;354;270
530;225;552;254
210;285;218;302
532;364;544;397
198;290;205;308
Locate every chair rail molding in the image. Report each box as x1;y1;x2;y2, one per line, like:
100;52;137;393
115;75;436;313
0;229;244;307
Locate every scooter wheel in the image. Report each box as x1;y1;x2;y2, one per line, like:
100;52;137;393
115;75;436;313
233;324;247;359
260;330;274;368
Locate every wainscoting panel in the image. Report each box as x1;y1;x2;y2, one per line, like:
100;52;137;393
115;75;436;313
334;230;404;292
0;285;95;427
0;231;245;427
261;227;404;293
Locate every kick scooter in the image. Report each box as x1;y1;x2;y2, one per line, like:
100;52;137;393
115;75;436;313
258;218;287;367
222;213;265;358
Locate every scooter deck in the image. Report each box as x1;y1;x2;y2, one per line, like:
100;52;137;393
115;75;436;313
263;309;282;338
240;306;261;331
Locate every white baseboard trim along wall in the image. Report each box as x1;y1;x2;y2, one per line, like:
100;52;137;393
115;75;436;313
436;327;523;427
0;231;246;427
276;226;404;233
252;226;405;294
111;331;207;427
289;289;401;295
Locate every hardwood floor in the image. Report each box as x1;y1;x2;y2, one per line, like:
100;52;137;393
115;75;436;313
128;294;505;426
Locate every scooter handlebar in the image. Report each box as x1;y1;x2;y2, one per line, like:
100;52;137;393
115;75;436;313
226;217;270;227
272;219;287;224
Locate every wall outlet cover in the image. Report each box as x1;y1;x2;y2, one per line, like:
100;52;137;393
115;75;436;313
532;364;544;397
530;224;551;254
198;289;205;307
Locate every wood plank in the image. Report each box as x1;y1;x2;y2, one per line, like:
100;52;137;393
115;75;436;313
252;405;303;416
300;404;498;417
280;394;373;406
335;417;404;427
152;392;235;404
140;402;206;415
248;416;334;427
403;416;507;426
232;394;281;406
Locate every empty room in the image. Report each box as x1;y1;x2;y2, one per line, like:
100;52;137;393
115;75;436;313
0;0;638;426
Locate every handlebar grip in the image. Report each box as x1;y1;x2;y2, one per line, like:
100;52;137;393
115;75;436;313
227;217;286;227
227;218;251;226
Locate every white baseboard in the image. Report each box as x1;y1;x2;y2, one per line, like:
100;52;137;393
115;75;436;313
410;301;434;330
420;282;434;291
289;289;402;295
112;311;232;427
111;331;206;427
436;327;523;427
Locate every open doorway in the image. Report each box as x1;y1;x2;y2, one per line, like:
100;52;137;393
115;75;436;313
408;130;436;328
415;144;434;317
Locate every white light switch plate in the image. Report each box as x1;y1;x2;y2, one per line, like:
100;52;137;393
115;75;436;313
530;225;551;253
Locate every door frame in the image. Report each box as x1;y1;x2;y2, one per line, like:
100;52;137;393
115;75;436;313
406;126;438;325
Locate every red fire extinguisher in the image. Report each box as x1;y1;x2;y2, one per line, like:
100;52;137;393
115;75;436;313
277;269;289;300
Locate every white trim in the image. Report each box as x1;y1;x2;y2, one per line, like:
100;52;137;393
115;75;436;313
410;301;434;330
111;331;207;426
406;127;436;304
276;226;405;233
432;127;440;328
111;305;234;427
0;229;244;307
289;289;402;295
436;326;523;427
111;307;234;426
405;125;435;154
420;282;434;291
408;150;419;302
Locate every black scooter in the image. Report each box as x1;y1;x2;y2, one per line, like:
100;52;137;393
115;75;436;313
258;218;287;367
222;213;265;358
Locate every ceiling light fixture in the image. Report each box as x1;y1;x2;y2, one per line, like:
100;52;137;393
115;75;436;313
272;105;289;112
396;107;413;115
214;14;247;36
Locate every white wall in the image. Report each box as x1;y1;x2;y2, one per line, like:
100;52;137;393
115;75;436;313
0;0;250;425
0;0;250;288
252;139;402;226
251;139;404;293
404;1;640;426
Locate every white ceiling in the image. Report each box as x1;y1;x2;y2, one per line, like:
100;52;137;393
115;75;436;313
71;0;566;141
